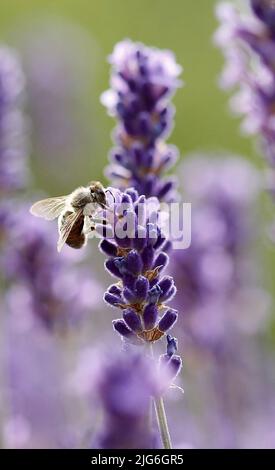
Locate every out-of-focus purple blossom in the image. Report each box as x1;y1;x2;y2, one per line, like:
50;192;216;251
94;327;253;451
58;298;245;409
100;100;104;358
215;2;275;180
101;40;182;201
97;187;181;366
169;154;269;348
0;38;106;450
166;154;273;448
0;200;13;244
2;205;102;331
1;202;102;447
0;46;29;193
72;347;180;449
93;352;158;448
2;288;69;448
251;0;275;33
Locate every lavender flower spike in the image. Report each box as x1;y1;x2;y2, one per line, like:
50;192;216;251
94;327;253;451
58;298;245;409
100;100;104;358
3;206;100;331
101;40;182;201
93;352;159;449
0;46;28;193
169;153;266;348
215;2;275;174
98;187;181;351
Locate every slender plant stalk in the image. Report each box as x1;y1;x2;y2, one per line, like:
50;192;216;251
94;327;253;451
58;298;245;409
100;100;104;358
148;396;153;428
153;395;172;449
149;343;172;449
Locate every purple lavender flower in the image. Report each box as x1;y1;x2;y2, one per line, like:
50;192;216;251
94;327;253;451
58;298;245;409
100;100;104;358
169;154;269;347
167;154;272;448
3;205;101;331
0;46;28;193
251;0;275;32
95;187;181;449
97;187;181;365
3;289;69;448
215;1;275;171
101;40;182;201
92;351;158;449
0;39;104;449
72;346;180;449
1;204;102;448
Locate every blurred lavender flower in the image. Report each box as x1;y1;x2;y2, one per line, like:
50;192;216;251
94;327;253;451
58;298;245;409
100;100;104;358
168;154;271;448
215;1;275;176
1;205;102;447
0;45;29;252
72;347;181;449
0;39;103;449
0;43;67;449
93;351;158;449
0;46;28;193
3;288;68;448
0;37;100;330
169;154;269;347
2;206;101;331
177;326;275;449
101;40;182;200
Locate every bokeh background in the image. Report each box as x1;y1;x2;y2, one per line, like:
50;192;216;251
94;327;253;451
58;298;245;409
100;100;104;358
1;0;275;448
0;0;263;180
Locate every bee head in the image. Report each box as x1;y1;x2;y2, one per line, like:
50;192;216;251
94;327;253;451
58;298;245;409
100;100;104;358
89;181;107;208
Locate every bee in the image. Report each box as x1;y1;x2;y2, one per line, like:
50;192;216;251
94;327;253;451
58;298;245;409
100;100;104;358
30;181;109;252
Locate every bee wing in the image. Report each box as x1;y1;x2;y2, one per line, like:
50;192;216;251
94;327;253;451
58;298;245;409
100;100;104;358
57;209;83;253
30;196;67;221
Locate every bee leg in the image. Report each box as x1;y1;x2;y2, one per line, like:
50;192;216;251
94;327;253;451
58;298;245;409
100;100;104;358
85;215;107;227
83;215;94;234
83;216;103;235
89;223;96;234
84;217;109;239
91;217;107;225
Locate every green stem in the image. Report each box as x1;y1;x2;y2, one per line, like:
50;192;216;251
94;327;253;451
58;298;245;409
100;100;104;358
153;395;172;449
149;343;172;449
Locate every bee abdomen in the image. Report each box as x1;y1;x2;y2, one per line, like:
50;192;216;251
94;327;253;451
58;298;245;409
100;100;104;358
61;211;86;249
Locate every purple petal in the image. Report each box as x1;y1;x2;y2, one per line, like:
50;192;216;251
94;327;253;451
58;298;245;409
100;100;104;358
147;285;162;304
125;250;143;275
123;308;142;332
104;292;122;307
105;259;123;279
135;276;149;301
100;239;117;257
143;304;158;330
158;308;178;332
153;252;169;271
141;245;154;271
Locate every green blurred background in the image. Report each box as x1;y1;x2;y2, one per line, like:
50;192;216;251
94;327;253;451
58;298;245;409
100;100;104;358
1;0;274;332
0;0;258;174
